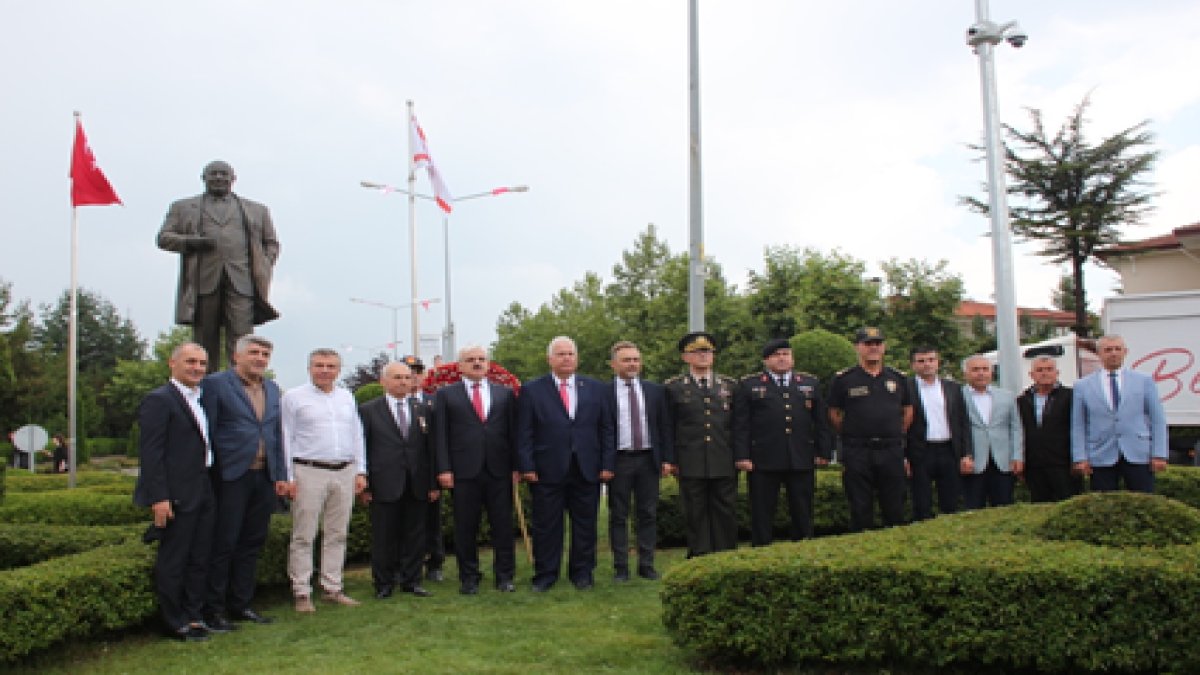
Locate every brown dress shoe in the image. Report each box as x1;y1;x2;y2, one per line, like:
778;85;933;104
321;591;361;607
294;595;316;613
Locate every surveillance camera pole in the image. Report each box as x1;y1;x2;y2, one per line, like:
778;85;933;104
969;0;1023;393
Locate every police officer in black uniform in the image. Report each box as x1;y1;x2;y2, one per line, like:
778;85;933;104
828;327;913;532
663;332;738;557
733;338;832;545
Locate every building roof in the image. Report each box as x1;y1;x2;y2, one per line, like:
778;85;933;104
956;300;1074;325
1096;222;1200;258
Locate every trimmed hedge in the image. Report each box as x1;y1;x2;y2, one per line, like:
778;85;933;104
1038;491;1200;547
0;492;146;526
0;523;139;570
662;494;1200;672
4;471;135;493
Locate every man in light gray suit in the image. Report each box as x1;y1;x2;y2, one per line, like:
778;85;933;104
1071;334;1168;493
158;161;280;372
961;355;1024;509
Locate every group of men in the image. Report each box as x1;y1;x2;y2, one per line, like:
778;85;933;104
134;323;1169;641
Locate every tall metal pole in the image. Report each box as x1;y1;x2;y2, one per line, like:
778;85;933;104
406;100;420;356
687;0;705;331
974;0;1022;392
442;214;455;359
67;207;79;489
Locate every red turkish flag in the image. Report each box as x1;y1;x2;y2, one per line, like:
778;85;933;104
70;118;121;206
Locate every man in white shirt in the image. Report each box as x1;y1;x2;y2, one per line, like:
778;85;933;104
281;348;367;612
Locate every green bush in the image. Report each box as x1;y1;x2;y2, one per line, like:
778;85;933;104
662;502;1200;672
1038;492;1200;547
790;329;857;385
0;540;158;662
0;492;146;526
0;523;139;570
4;471;135;493
84;436;127;458
354;382;384;405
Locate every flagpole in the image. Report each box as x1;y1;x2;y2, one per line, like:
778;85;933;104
406;100;420;359
67;202;79;489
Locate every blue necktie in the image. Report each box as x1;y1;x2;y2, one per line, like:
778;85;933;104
1108;372;1120;410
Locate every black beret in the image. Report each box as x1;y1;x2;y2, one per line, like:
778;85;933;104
761;338;791;358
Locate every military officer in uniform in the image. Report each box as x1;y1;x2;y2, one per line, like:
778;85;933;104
663;332;738;557
733;338;832;545
828;327;913;532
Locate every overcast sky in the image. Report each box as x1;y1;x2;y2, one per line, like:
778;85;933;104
3;1;1198;389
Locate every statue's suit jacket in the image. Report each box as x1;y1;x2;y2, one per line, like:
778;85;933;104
157;193;280;326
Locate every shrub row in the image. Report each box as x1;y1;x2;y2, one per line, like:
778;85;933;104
4;471;135;493
661;495;1200;672
0;523;139;570
0;492;146;526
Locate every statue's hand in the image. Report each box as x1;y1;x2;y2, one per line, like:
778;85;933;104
187;236;216;252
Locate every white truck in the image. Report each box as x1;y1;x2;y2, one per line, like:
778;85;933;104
1103;290;1200;427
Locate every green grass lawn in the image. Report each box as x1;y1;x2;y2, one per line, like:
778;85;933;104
12;548;700;674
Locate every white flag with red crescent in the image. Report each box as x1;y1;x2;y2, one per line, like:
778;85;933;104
410;115;453;213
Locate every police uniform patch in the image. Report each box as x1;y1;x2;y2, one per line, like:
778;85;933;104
885;380;897;393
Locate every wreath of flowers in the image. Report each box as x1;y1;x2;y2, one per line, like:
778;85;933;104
421;361;522;395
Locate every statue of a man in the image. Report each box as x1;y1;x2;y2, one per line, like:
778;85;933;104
157;161;280;372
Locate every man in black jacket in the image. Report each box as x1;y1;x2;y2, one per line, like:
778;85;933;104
1017;356;1081;502
905;346;972;520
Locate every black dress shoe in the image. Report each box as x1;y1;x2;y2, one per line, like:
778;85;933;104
531;581;554;593
375;586;394;599
171;624;210;642
426;569;444;582
613;569;630;582
495;581;516;593
573;578;594;591
402;585;432;597
230;608;274;625
638;568;661;581
203;616;239;633
459;582;479;595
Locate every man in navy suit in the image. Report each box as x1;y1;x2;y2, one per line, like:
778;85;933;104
905;346;972;520
435;345;519;595
134;342;215;642
1071;334;1168;493
201;335;288;631
606;341;671;581
517;336;616;591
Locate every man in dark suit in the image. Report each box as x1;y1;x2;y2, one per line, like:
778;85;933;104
663;332;738;558
434;345;519;595
403;354;446;583
157;161;280;372
134;342;215;642
1018;356;1081;502
517;335;616;592
606;340;671;581
360;361;438;599
905;346;972;520
201;335;288;631
733;338;832;545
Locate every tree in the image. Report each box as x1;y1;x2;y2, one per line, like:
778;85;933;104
104;327;192;434
341;351;391;392
878;258;966;368
746;247;883;343
33;287;145;369
790;329;856;386
963;96;1158;337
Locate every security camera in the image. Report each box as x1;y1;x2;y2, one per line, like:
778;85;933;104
1005;22;1028;48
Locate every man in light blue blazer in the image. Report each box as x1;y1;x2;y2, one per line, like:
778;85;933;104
1071;334;1168;493
961;355;1024;508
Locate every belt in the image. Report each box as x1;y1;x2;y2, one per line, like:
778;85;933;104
843;437;902;448
620;448;652;454
293;458;351;471
925;440;953;447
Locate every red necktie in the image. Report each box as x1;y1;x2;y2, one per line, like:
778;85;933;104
471;382;485;421
559;379;571;414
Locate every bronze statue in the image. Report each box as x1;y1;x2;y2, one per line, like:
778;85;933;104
157;161;280;372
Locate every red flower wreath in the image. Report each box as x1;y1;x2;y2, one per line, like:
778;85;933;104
421;360;522;396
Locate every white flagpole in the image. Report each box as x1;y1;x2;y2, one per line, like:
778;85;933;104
407;100;420;357
67;204;79;489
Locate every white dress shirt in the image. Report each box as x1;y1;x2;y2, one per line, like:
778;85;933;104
916;376;951;442
463;378;492;419
970;387;993;425
614;377;649;451
281;383;367;481
171;378;211;467
556;374;577;419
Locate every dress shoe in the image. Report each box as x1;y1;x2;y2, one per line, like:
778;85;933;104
613;569;630;582
230;608;274;625
531;581;554;593
375;586;394;600
638;568;661;581
495;581;516;593
171;624;210;642
401;585;432;597
294;595;316;613
573;578;594;591
321;591;362;607
459;582;479;595
426;569;444;582
203;616;239;634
